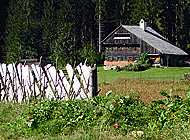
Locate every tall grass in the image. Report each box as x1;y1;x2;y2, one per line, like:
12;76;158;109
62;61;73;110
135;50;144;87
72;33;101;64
0;89;189;139
0;67;189;139
98;79;189;102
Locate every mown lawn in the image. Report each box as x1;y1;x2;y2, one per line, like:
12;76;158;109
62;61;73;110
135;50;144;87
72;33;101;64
97;67;190;83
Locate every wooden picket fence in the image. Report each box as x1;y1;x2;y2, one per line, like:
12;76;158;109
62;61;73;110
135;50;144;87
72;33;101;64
0;62;97;103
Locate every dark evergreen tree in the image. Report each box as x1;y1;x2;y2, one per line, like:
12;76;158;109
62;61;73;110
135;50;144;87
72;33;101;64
40;0;59;60
5;0;30;63
176;0;190;51
129;0;149;25
0;0;9;62
3;0;190;65
4;0;45;63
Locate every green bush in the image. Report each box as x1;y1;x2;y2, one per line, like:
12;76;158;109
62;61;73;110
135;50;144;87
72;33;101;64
125;63;149;71
115;66;121;72
0;89;190;139
125;63;134;71
138;52;151;65
25;89;190;135
125;53;151;71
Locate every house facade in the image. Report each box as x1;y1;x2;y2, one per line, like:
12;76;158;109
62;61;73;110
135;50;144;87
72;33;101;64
102;19;188;67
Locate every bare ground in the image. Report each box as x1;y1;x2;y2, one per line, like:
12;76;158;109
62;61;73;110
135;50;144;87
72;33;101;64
98;79;190;102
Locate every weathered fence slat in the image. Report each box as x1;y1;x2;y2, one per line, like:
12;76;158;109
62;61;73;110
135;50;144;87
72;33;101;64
66;64;86;100
57;70;70;100
76;63;93;99
0;62;96;103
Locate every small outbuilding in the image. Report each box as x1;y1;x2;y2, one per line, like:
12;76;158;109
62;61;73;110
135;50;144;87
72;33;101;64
102;19;188;67
20;58;55;68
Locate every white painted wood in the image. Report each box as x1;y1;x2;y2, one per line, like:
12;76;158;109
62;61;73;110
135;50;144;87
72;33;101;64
114;37;130;40
31;64;44;98
66;64;86;99
7;63;23;102
58;70;70;100
44;64;56;100
0;62;94;102
22;65;32;101
16;63;24;102
7;63;14;101
0;63;6;100
76;63;89;95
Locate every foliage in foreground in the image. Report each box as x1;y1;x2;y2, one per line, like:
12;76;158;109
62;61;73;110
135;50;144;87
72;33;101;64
0;90;190;139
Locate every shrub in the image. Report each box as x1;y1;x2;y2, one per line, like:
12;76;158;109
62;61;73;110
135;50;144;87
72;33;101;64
138;52;151;65
133;63;141;71
115;66;121;72
1;88;190;139
124;53;151;71
125;63;134;71
125;63;149;71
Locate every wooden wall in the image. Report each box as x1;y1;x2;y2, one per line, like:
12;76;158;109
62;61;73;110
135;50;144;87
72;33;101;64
104;26;141;44
140;41;160;54
105;46;140;61
160;55;188;66
103;26;161;66
103;26;142;64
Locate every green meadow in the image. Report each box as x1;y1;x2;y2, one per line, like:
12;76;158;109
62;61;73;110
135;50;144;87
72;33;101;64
98;67;190;83
0;66;190;139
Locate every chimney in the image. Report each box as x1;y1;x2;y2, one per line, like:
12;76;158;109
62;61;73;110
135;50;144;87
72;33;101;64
139;19;147;30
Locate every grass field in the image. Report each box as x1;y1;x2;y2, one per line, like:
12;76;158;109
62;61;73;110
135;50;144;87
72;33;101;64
98;67;190;102
97;67;190;83
0;90;189;139
0;66;190;139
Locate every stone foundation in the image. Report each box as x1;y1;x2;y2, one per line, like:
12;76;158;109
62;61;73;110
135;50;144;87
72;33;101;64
104;61;135;66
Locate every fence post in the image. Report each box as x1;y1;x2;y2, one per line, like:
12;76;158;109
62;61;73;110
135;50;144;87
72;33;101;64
92;64;98;97
0;82;1;101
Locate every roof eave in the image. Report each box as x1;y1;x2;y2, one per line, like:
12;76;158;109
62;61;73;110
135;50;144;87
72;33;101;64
162;53;188;55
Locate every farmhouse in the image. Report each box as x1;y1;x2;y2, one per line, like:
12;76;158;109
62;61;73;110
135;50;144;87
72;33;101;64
102;19;188;67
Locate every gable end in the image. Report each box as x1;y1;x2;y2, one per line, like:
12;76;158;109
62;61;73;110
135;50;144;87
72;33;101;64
102;26;140;45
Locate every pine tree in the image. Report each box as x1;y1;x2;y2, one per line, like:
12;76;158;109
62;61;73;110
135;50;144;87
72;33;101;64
4;0;45;63
0;0;9;62
5;0;30;63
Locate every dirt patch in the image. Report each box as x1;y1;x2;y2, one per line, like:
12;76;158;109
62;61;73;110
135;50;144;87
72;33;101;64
98;79;189;103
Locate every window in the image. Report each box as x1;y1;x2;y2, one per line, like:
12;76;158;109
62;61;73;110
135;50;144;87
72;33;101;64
116;57;123;61
130;47;136;51
119;57;123;61
114;33;130;40
116;47;122;51
107;56;114;61
107;47;113;51
127;57;139;61
127;57;132;61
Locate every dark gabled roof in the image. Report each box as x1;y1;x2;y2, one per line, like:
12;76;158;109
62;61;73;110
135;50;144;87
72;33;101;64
102;24;188;55
123;25;188;55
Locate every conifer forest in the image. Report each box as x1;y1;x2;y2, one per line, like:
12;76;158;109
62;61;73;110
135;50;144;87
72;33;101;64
0;0;190;66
